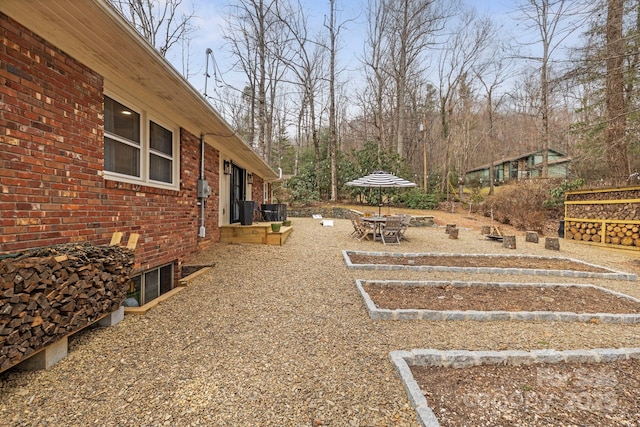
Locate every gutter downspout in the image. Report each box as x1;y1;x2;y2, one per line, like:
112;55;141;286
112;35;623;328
199;133;206;237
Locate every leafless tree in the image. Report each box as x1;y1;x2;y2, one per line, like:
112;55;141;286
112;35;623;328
271;1;325;185
225;0;289;160
474;43;515;195
567;0;640;182
326;0;340;201
514;0;587;177
108;0;196;59
435;7;493;191
387;0;452;157
363;0;391;157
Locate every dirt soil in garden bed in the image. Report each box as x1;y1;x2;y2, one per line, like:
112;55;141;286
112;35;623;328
362;283;640;314
349;254;612;273
411;358;640;427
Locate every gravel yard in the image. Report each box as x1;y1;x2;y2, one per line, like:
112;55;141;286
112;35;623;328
2;212;640;426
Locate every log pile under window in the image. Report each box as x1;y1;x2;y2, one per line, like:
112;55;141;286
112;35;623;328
0;243;134;372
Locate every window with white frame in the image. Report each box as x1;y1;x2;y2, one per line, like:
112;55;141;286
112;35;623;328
104;95;176;187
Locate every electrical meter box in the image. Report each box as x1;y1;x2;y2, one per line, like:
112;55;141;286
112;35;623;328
197;179;211;198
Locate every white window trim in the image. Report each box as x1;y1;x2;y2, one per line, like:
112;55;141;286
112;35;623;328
104;93;180;191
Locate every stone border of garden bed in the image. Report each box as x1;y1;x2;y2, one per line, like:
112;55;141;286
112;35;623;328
389;347;640;427
342;250;638;280
355;280;640;323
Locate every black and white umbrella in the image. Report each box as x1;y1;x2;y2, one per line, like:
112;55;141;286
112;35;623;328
345;170;416;215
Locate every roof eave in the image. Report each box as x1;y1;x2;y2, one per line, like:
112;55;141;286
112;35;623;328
0;0;278;181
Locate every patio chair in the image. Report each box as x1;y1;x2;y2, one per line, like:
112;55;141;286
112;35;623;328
398;214;412;241
354;214;375;241
380;216;402;245
349;211;361;238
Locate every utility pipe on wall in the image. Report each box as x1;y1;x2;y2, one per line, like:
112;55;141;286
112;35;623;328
199;133;206;237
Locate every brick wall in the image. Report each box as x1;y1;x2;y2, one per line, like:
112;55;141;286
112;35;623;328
252;175;264;205
0;13;218;273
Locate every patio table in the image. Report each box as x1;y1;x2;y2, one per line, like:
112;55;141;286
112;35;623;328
362;216;387;241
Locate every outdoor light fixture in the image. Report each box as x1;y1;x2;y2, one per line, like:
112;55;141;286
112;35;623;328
223;160;231;175
247;173;253;184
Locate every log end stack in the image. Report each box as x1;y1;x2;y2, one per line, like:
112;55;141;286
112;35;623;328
0;243;135;372
565;221;640;248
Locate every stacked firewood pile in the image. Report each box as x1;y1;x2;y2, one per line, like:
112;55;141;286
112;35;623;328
566;203;640;221
0;243;134;372
565;221;640;247
564;187;640;248
565;188;640;221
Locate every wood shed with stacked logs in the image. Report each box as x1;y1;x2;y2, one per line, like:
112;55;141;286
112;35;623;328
0;241;135;373
564;186;640;250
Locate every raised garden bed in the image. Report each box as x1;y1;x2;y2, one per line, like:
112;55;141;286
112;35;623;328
390;348;640;427
356;280;640;323
343;250;637;280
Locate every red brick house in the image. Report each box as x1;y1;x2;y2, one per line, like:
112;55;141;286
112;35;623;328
0;1;278;305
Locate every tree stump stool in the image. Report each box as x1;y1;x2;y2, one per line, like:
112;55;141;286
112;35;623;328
448;227;459;239
481;225;491;235
545;237;560;251
502;235;516;249
445;224;456;234
525;231;539;243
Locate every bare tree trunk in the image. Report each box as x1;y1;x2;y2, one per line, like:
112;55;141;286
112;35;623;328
605;0;628;177
540;20;550;178
256;0;267;159
395;0;409;157
487;87;496;195
328;0;338;201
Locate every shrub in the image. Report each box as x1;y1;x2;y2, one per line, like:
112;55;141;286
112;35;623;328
478;181;557;234
543;178;585;208
395;188;444;210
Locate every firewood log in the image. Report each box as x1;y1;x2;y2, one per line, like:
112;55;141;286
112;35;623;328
0;243;134;372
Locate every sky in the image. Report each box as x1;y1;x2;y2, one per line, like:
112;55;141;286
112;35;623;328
167;0;519;105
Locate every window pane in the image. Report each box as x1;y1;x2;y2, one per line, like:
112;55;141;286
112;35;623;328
105;136;140;177
150;121;172;155
144;269;159;304
159;264;173;295
125;276;142;307
104;96;140;144
149;153;172;183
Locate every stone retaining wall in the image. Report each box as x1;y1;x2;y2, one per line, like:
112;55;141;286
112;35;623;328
287;207;434;226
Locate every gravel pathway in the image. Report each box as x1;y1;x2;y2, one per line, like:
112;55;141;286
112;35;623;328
2;215;640;426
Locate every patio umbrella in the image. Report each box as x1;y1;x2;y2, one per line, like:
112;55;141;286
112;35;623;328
345;170;417;215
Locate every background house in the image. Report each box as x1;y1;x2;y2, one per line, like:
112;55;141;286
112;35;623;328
0;0;278;306
465;149;571;185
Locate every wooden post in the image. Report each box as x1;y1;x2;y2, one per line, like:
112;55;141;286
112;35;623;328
545;237;560;251
503;235;516;249
525;231;539;243
445;224;456;234
448;228;459;239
